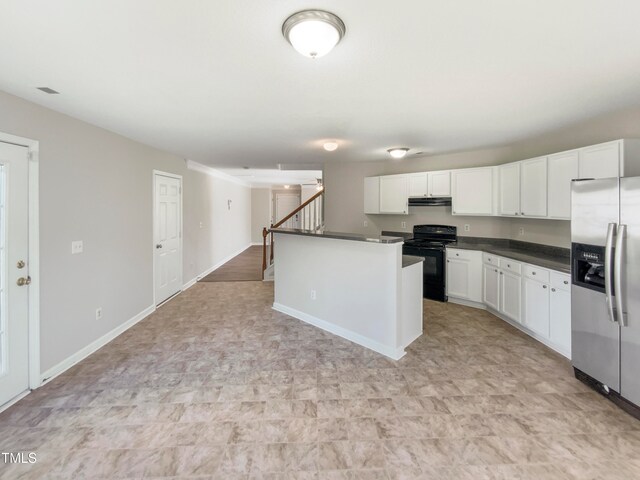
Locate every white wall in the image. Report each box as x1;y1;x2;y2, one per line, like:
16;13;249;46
325;105;640;248
0;90;251;375
251;187;271;244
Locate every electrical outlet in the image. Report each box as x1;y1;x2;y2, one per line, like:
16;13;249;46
363;220;368;227
401;221;407;229
310;290;317;300
95;307;103;320
71;240;83;254
519;227;525;236
199;221;204;229
464;224;471;232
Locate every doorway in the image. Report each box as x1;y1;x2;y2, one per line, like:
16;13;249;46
275;193;301;228
0;140;36;408
153;171;183;305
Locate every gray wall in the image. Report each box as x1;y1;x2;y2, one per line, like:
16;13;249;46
0;90;251;373
251;188;271;244
325;105;640;248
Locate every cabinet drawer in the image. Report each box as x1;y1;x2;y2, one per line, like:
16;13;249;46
447;248;472;261
550;271;571;291
524;264;550;283
500;258;522;275
482;252;500;266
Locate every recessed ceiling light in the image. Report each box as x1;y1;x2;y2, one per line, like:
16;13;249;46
282;10;346;58
387;148;410;159
323;142;339;152
37;87;59;94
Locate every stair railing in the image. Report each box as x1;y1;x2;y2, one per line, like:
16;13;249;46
262;189;324;279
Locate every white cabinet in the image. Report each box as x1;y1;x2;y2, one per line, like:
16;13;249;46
523;277;550;337
446;249;483;303
500;270;522;323
364;177;380;214
379;175;408;214
550;272;571;356
498;162;520;216
547;150;579;220
408;173;428;197
483;265;500;311
428;171;451;197
578;141;620;180
452;167;496;216
520;157;548;217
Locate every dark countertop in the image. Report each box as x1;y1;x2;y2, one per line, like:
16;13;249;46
402;255;424;268
448;237;571;274
271;228;404;244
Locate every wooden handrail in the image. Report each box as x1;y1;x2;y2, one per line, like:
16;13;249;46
262;189;324;278
272;189;324;229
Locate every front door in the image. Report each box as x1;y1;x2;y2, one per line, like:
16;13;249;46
154;173;182;305
0;142;30;407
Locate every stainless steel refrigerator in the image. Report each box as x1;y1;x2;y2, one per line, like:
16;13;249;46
571;176;640;417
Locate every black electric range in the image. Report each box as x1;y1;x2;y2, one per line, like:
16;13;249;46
402;225;457;302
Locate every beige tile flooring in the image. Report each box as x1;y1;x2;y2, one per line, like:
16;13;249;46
1;281;640;479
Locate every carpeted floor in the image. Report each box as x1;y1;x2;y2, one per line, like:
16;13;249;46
199;245;264;282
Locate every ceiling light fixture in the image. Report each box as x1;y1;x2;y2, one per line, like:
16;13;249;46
37;87;59;94
284;185;290;189
323;142;339;152
387;148;410;159
282;10;346;58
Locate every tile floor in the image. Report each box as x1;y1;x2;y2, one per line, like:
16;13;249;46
1;281;639;479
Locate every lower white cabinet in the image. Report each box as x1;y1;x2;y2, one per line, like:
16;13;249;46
483;265;500;311
483;256;522;322
523;277;551;337
549;272;572;356
446;249;483;303
500;270;522;323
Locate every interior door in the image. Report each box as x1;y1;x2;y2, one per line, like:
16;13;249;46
275;194;301;228
154;173;182;305
0;142;30;407
620;176;640;405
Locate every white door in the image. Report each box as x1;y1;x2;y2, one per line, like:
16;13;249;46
0;142;30;407
483;265;500;310
408;173;428;197
379;175;408;214
520;157;548;217
154;173;182;305
578;141;620;179
428;171;451;197
500;270;522;323
523;278;550;337
452;168;494;215
275;194;301;228
547;151;579;220
498;162;520;216
446;258;470;299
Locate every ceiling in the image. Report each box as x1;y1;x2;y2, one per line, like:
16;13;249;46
217;167;322;187
2;1;640;169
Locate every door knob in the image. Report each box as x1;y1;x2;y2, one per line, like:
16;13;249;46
17;260;25;269
17;276;31;286
156;244;163;249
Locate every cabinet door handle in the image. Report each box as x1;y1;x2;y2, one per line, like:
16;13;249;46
447;260;450;263
564;280;568;285
515;212;518;216
551;288;556;292
532;271;536;275
543;285;547;289
500;272;503;275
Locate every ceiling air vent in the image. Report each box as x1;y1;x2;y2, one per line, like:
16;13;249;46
37;87;59;94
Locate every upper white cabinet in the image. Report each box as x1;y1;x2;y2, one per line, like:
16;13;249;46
547;150;579;220
364;177;381;214
379;175;409;214
452;167;496;216
578;141;620;179
428;171;451;197
498;162;520;216
408;173;428;197
520;157;548;217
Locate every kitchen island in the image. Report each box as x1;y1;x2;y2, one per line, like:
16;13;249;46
271;228;423;360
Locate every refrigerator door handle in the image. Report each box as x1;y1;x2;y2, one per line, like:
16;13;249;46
614;224;628;327
605;222;617;323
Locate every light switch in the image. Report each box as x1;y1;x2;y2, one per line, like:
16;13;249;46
71;240;83;254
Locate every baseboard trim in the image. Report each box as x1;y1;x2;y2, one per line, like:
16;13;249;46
40;304;156;385
251;241;270;246
448;297;487;309
182;243;252;290
272;302;405;360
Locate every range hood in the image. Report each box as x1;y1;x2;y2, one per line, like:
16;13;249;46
408;196;452;207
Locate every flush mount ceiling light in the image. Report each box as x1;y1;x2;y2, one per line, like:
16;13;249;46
282;10;346;58
323;142;339;152
387;148;410;159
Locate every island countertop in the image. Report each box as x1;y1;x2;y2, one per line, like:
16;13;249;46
271;227;405;244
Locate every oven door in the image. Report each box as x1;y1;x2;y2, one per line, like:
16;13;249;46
403;246;446;301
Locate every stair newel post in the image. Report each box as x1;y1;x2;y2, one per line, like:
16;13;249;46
262;227;268;279
270;224;274;264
